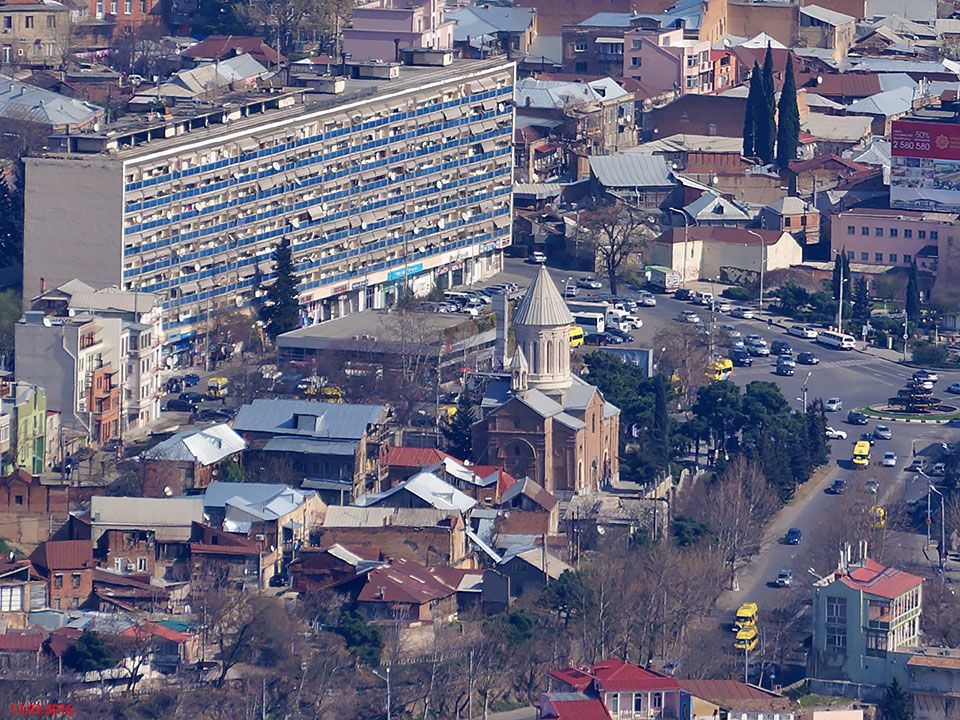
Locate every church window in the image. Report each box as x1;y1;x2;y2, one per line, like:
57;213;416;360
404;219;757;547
546;340;554;373
592;414;596;433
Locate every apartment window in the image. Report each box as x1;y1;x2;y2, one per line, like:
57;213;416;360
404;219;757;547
861;226;869;235
53;574;63;589
634;694;645;712
632;39;641;49
827;626;847;648
24;15;33;27
139;0;146;11
96;0;102;13
904;229;912;238
575;62;587;73
931;231;938;240
890;228;898;237
652;693;662;709
574;40;587;52
875;227;883;237
71;573;81;589
124;0;131;12
609;694;619;714
904;254;912;263
847;225;855;235
861;252;868;261
14;494;22;506
115;557;124;572
875;252;883;262
784;217;792;227
826;596;847;623
631;56;640;67
46;14;55;26
53;599;60;610
866;629;887;657
137;557;148;572
2;16;11;28
889;253;898;263
918;230;926;239
110;0;116;12
847;251;854;260
0;586;22;612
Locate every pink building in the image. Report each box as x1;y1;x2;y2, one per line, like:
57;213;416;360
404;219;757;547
831;207;957;269
623;28;713;95
343;0;453;62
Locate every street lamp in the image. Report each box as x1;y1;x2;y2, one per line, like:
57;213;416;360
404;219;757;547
668;207;689;287
371;666;391;720
833;249;846;331
800;371;812;413
746;230;765;320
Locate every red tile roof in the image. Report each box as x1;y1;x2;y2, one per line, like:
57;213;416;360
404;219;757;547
29;540;93;571
788;154;871;175
357;557;457;605
838;558;922;599
183;35;283;64
539;694;611;720
0;633;44;652
382;446;451;469
47;627;82;657
551;658;680;693
120;622;190;644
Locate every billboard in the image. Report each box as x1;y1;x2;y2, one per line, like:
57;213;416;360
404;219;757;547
891;119;960;211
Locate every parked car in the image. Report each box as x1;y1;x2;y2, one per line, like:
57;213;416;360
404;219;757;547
746;341;770;357
828;479;848;495
873;425;892;440
600;331;626;345
947;382;960;394
770;340;793;356
605;328;634;343
825;397;843;412
881;451;897;467
681;311;701;324
776;569;794;587
731;350;753;367
865;478;880;494
788;325;818;339
949;418;960;428
796;351;819;365
785;528;803;545
911;379;935;391
196;408;227;422
674;288;694;301
776;360;795;376
166;377;184;393
721;324;741;338
825;427;848;440
182;373;200;387
698;292;714;306
179;391;205;404
165;398;197;412
584;333;611;346
730;307;755;319
711;301;732;313
913;369;939;383
577;276;603;289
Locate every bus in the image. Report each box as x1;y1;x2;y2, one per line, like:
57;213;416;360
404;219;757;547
706;357;734;381
816;329;856;350
852;440;871;468
734;626;759;652
206;377;229;399
734;602;758;632
572;312;605;334
569;325;585;348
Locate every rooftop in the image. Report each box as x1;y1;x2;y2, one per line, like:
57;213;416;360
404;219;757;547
513;264;574;327
203;481;316;522
322;506;455;528
141;423;245;465
232;399;385;440
551;658;680;693
355;470;476;513
0;76;102;128
677;679;794;712
28;540;93;571
655;226;785;246
588;153;674;189
357;556;457;604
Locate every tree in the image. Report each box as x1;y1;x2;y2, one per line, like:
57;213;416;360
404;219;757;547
692;381;743;460
261;238;300;339
906;259;922;323
853;276;871;323
878;679;913;720
744;62;765;159
63;629;118;674
442;390;474;460
221;459;244;483
775;54;800;169
336;610;383;667
0;181;22;271
832;250;851;306
578;202;650;296
757;47;777;164
0;290;19;369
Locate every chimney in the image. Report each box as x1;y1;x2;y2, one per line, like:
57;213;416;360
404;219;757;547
394;37;401;63
40;277;46;293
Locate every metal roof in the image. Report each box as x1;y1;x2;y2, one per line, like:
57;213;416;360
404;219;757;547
588;153;674;189
846;86;915;117
232;399;385;439
262;437;359;456
0;77;101;127
448;5;534;42
355;470;476;513
322;506;452;527
512;265;574;327
141;423;245;465
90;497;204;534
683;192;752;222
578;11;634;27
800;4;854;25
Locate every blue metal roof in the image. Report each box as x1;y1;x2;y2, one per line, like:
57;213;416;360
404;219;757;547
232;398;385;440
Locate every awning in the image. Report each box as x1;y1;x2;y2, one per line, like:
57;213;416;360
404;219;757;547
179;281;199;295
493;217;511;230
125;189;145;202
198;277;215;290
596;36;624;44
237;137;258;152
480;140;495;153
257;259;273;273
359;212;376;227
360;167;379;181
238;265;257;278
307;206;325;221
259;174;285;191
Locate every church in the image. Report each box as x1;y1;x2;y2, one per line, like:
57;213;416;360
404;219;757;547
472;266;620;496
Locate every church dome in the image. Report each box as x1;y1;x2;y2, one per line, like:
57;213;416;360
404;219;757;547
512;265;574;327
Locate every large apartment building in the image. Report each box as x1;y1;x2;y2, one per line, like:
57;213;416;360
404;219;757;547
23;56;515;358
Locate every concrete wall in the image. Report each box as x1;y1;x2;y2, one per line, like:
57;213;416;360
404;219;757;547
15;322;80;431
624;32;680;94
727;1;799;46
23;158;123;305
701;233;802;278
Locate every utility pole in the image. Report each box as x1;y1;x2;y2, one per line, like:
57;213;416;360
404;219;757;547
930;484;946;572
902;312;909;363
801;371;812;413
372;666;391;720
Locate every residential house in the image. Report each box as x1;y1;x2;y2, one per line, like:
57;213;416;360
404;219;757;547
315;506;470;568
0;78;103;134
811;553;923;686
89;496;204;581
515;123;565;183
547;658;686;719
0;0;70;68
343;0;453;62
355;470;476;514
180;34;283;68
845;86;917;137
356;556;458;625
202;481;324;582
378;446;516;504
797;6;855;63
128;54;270;109
830;208;957;270
232;399;389;500
0;383;46;474
380;446;451;489
187;522;263;594
82;0;160;28
0;469;69;548
140;424;245;497
117;621;195;674
448;5;536;61
623;28;713;96
561;12;631;78
787;155;875;198
498;477;560;535
759;197;821;244
678;679;796;719
28;539;95;610
288;543;384;595
588;153;676;211
497;544;571;597
0;632;46;677
0;559;45;630
89;568;172;613
907;648;960;720
649;227;803;284
27;280;164;431
678;192;752;228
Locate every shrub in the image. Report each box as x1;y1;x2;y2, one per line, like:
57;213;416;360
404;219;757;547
912;342;951;367
722;286;753;301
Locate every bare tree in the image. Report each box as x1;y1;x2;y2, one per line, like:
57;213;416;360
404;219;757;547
578;202;653;296
654;324;709;408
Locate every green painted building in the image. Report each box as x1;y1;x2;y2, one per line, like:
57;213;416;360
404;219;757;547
1;382;47;475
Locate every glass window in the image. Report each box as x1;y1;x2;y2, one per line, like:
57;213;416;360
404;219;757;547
875;253;883;262
0;586;21;612
124;0;130;12
861;227;869;235
71;573;81;589
866;629;887;656
575;62;587;73
918;230;926;239
826;596;847;623
634;694;644;712
54;574;63;589
847;225;855;235
1;17;10;29
632;40;641;49
652;693;662;709
875;227;883;237
574;40;587;52
827;626;847;648
784;217;792;227
904;229;912;238
931;231;938;240
24;15;33;27
631;56;640;67
137;557;148;572
904;254;912;263
861;252;869;261
847;251;854;260
890;228;898;237
46;14;55;26
610;694;619;713
139;0;145;10
889;253;897;262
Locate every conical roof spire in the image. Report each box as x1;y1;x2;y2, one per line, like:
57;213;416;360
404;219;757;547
512;265;574;327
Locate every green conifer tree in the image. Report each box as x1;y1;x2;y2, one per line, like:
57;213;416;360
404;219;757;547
776;54;800;169
262;238;300;339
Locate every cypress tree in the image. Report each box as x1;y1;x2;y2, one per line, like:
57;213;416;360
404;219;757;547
744;62;764;159
757;44;777;164
906;260;921;323
442;391;475;460
262;237;301;338
776;54;800;169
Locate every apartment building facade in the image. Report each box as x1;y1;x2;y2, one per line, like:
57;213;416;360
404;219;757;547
23;57;515;357
0;0;69;68
831;207;957;270
344;0;453;62
623;28;713;96
0;382;46;474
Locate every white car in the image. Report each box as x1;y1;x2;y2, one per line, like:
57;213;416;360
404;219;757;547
699;293;714;306
914;370;939;383
788;325;818;339
731;307;755;319
825;397;843;412
721;324;741;338
528;251;547;264
638;292;657;307
881;451;897;467
825;427;848;440
681;311;701;324
932;462;946;477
